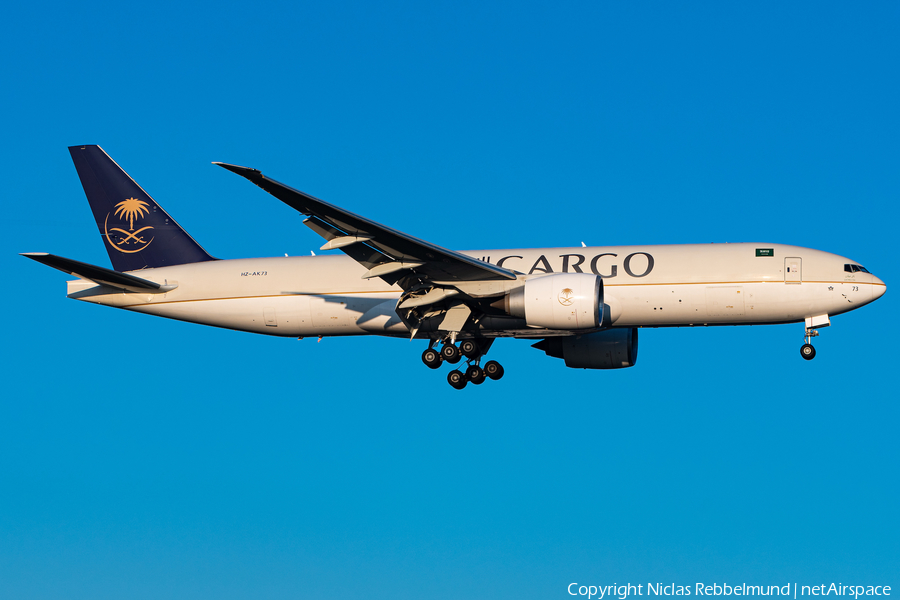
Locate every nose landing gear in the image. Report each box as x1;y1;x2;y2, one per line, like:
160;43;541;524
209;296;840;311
800;315;830;361
800;328;819;361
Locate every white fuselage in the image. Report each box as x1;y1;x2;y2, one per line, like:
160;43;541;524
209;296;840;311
66;243;886;338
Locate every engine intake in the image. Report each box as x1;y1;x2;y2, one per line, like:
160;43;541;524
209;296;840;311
504;273;603;330
533;328;638;369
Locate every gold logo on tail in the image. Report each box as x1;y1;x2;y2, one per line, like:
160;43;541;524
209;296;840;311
104;197;154;253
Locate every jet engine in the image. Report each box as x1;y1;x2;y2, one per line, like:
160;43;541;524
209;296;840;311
501;273;603;329
532;328;638;369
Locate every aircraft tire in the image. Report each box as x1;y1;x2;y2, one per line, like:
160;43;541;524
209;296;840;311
460;339;479;359
441;344;461;364
422;348;442;369
800;344;816;360
484;360;504;380
448;369;467;390
466;365;486;385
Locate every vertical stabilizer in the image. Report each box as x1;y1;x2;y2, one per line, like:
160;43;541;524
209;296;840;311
68;145;215;271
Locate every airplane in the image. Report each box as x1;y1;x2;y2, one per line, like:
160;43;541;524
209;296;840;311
23;145;887;389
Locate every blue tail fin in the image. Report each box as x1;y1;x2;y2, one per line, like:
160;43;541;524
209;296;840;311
68;145;215;271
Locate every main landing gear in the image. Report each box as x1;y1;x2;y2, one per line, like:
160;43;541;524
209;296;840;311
420;339;505;390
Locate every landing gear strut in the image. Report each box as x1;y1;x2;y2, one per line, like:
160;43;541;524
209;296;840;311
800;328;819;361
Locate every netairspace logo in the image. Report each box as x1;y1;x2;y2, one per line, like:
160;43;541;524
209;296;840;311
567;584;892;600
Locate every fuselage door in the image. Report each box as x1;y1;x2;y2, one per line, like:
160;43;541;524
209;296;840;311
785;257;802;284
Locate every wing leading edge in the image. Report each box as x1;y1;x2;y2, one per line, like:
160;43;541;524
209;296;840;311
214;163;518;285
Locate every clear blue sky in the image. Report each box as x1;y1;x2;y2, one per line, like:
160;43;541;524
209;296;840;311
2;2;897;599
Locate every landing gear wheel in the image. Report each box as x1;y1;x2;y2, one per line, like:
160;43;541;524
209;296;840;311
466;365;486;385
483;360;504;380
447;369;467;390
460;339;479;359
800;344;816;360
422;348;442;369
441;344;461;364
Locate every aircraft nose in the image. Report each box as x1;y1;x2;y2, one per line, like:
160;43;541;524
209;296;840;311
872;276;886;301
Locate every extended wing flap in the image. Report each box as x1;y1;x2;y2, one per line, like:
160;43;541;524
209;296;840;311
303;215;390;270
21;253;175;293
214;162;518;284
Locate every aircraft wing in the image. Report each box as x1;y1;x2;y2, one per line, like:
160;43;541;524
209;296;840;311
215;163;518;285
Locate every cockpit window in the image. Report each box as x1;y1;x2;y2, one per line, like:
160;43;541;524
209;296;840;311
844;264;869;273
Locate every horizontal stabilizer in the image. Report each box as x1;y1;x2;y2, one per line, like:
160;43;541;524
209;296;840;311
21;253;176;293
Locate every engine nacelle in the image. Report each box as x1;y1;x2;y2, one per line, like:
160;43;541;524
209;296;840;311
533;328;638;369
506;273;603;330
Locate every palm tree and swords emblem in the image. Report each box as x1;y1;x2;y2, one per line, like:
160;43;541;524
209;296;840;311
558;288;575;306
104;197;154;253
